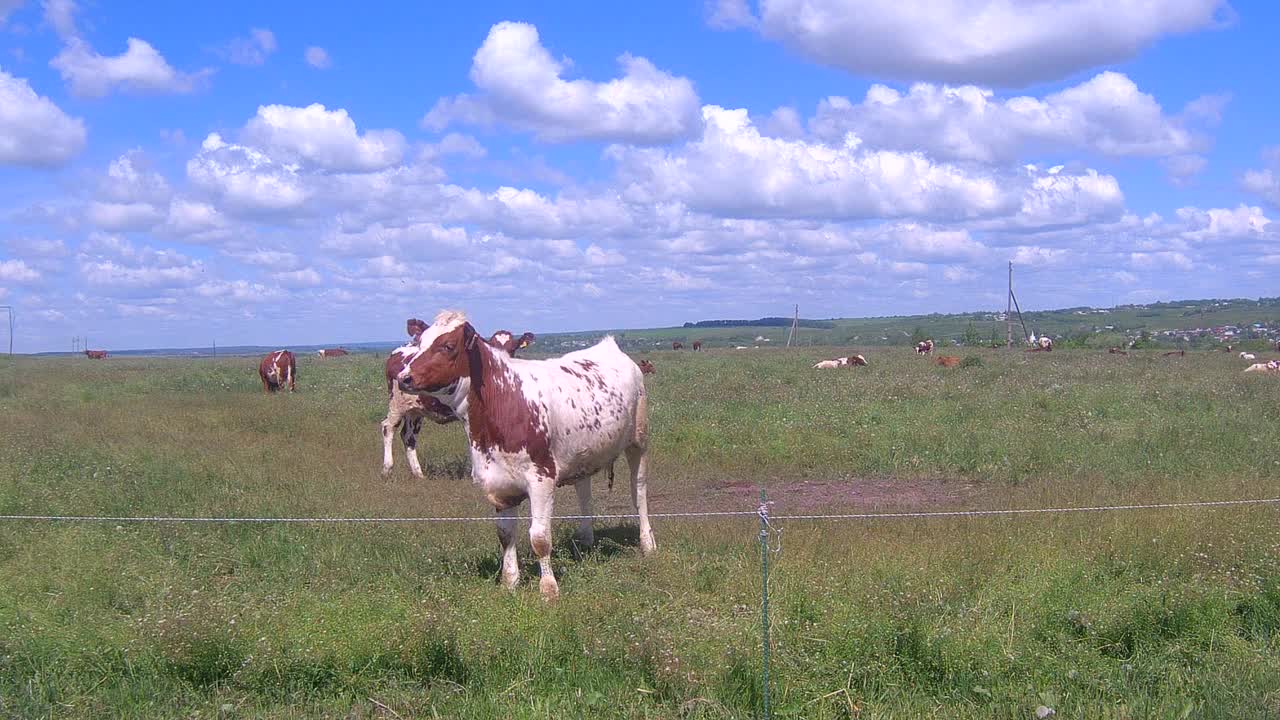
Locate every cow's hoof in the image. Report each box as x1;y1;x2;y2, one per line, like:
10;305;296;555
539;576;560;601
641;534;657;556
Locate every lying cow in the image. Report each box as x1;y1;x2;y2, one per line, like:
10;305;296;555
935;355;961;367
258;350;296;393
397;310;655;600
813;354;868;369
1241;352;1257;361
318;347;349;358
1244;361;1280;374
381;318;536;479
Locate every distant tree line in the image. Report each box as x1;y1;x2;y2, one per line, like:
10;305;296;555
682;317;836;329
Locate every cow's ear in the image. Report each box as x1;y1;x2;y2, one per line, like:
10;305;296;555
463;323;478;349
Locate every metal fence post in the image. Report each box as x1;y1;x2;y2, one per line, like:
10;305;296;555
759;488;772;720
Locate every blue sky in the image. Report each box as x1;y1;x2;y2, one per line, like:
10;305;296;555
1;0;1277;352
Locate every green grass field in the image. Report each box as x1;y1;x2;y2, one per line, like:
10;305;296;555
2;347;1280;718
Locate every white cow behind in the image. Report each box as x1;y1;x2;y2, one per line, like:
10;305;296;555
397;310;654;600
1241;352;1256;361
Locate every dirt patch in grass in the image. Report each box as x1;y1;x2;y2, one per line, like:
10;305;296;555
708;475;984;513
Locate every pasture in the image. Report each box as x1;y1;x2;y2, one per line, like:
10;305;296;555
2;347;1280;718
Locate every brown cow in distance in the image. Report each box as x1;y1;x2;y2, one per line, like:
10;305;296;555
672;341;684;350
935;355;961;367
638;359;656;374
318;347;350;358
1108;347;1129;355
84;350;108;359
258;350;296;393
381;318;537;479
692;340;703;351
1162;350;1186;358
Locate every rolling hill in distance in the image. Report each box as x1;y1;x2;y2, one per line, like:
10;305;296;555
30;296;1280;357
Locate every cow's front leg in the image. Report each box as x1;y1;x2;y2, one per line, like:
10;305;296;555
496;506;520;590
527;478;559;601
401;417;425;479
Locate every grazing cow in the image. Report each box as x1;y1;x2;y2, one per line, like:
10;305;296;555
672;341;684;350
915;339;934;355
1038;336;1054;351
258;350;296;393
1162;350;1186;357
1244;361;1280;374
84;350;108;359
318;348;350;358
847;354;868;366
692;340;703;351
381;319;537;479
1108;347;1128;355
935;355;961;368
638;359;656;375
1241;352;1257;361
397;310;655;600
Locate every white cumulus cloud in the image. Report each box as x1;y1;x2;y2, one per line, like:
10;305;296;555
810;72;1213;164
729;0;1231;86
423;21;701;144
50;37;212;97
241;103;405;171
0;69;87;167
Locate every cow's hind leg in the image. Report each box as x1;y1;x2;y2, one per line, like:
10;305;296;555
573;478;594;549
401;417;425;479
527;480;559;600
496;506;520;590
625;445;657;556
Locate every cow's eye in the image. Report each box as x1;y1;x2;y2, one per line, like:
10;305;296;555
441;343;455;353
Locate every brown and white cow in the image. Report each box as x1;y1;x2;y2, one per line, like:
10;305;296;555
692;340;703;351
672;341;684;350
318;347;350;358
1244;361;1280;374
915;339;934;355
84;349;108;359
258;350;296;393
397;310;654;600
381;319;536;479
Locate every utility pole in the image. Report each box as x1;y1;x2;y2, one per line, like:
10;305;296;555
0;306;12;356
786;304;798;347
1006;262;1013;349
212;338;217;358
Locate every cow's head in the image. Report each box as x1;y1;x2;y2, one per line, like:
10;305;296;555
398;310;480;396
516;332;535;350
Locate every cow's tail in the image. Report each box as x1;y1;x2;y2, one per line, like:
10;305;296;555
285;358;293;391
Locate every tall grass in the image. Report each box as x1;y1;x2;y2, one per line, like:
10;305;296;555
1;349;1279;717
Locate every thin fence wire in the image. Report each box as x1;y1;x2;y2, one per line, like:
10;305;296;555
2;495;1278;525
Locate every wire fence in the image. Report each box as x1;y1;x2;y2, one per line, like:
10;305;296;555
4;492;1279;719
3;495;1278;524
